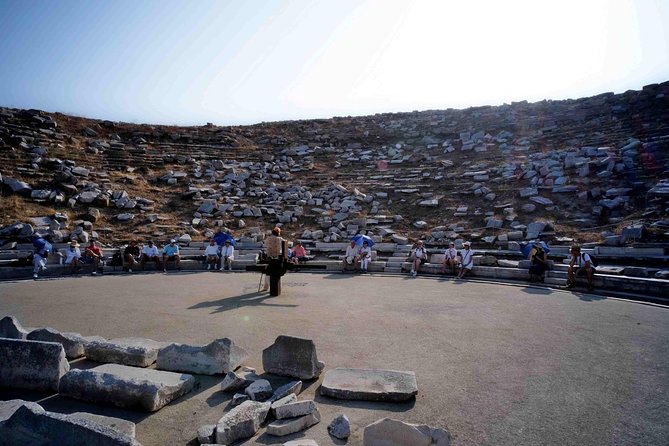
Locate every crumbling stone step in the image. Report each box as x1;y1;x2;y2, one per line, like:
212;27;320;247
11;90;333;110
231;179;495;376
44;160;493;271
59;363;195;412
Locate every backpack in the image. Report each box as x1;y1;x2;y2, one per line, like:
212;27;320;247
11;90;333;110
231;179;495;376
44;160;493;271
582;253;598;267
110;250;123;267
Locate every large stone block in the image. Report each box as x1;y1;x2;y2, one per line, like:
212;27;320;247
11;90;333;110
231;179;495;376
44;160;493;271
275;399;317;420
266;407;321;436
86;337;166;367
156;337;247;375
0;400;140;446
363;418;451;446
321;368;418;402
0;338;69;391
0;315;29;339
216;400;270;445
58;363;195;412
262;335;325;380
27;327;86;359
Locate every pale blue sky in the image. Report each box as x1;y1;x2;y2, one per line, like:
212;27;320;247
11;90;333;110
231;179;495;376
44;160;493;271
1;0;668;125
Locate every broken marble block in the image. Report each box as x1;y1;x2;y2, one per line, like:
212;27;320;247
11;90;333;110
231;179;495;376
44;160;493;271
328;414;351;439
0;400;140;446
0;338;69;391
220;366;260;392
245;379;273;401
262;335;325;380
283;440;319;446
266;407;321;437
215;400;270;445
271;393;298;417
58;363;195;412
363;418;451;446
321;368;418;402
269;380;302;402
197;424;216;444
27;327;86;359
86;337;166;367
0;315;29;339
274;400;318;420
231;393;250;406
156;338;247;375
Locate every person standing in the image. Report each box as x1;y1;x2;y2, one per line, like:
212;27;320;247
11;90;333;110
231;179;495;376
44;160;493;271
458;242;474;279
162;239;181;272
263;227;286;291
220;239;235;271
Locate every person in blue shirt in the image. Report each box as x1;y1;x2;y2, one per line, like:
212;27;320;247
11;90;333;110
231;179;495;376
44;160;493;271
31;236;52;279
162;239;181;272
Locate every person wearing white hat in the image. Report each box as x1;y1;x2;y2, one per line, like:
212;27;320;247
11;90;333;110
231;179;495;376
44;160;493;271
162;239;181;272
64;240;82;273
458;241;474;279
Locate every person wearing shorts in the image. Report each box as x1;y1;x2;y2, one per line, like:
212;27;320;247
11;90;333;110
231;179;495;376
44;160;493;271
162;239;181;272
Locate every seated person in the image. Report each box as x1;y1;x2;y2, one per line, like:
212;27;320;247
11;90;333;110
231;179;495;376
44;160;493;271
31;236;51;279
458;242;474;279
162;239;181;272
83;240;104;275
442;241;458;275
410;240;428;277
203;239;220;270
219;239;235;271
65;240;82;273
140;240;161;270
342;240;360;272
289;241;309;265
528;241;548;282
124;240;140;272
357;241;372;273
567;244;595;291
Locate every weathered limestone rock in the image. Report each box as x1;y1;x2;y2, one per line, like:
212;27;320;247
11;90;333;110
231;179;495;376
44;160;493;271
262;335;325;380
68;412;137;439
283;440;319;446
275;399;317;420
269;380;302;402
197;424;216;444
0;401;140;446
156;338;247;375
220;366;260;392
271;393;298;416
245;379;273;401
328;414;351;439
215;400;270;445
0;315;29;339
86;337;165;367
231;393;250;406
363;418;451;446
321;368;418;402
0;338;69;391
58;363;195;412
266;407;321;436
27;327;86;359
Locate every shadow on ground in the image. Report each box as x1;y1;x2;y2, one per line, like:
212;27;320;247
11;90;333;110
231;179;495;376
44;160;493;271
188;291;298;313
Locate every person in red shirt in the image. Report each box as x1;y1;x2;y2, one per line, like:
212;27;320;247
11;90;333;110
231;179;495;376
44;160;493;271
84;240;103;275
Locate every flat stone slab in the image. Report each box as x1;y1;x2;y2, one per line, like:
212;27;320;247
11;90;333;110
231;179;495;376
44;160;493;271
262;335;325;380
27;327;86;359
266;407;321;436
58;363;195;412
0;338;69;391
86;337;166;367
363;417;451;446
156;337;247;375
216;400;270;445
0;400;140;446
283;441;319;446
321;368;418;402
